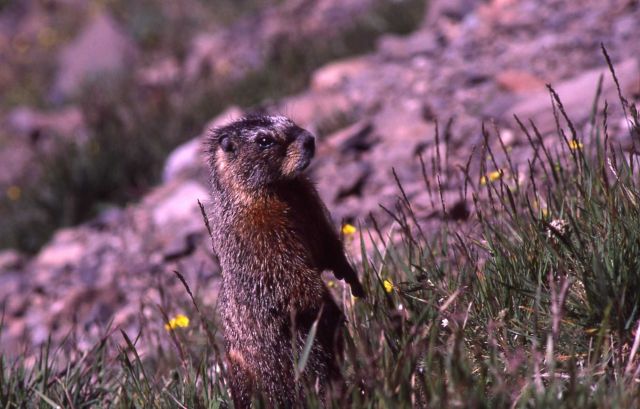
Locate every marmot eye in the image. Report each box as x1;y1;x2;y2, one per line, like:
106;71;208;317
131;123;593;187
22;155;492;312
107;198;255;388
255;133;275;148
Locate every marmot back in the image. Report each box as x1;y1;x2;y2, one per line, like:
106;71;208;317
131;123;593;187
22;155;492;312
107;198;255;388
205;115;365;408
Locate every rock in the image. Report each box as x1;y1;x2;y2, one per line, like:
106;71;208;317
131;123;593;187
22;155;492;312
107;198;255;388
333;195;378;222
372;105;435;163
0;249;24;271
162;138;204;183
205;106;245;131
482;92;520;121
378;31;439;60
137;57;180;87
315;161;371;203
0;271;24;317
506;58;640;135
7;106;86;142
163;232;201;261
279;91;353;129
162;106;243;183
148;180;210;227
88;207;125;230
335;162;371;200
35;229;85;269
47;285;124;332
496;69;546;93
320;120;375;154
53;12;137;98
311;56;372;91
426;0;482;24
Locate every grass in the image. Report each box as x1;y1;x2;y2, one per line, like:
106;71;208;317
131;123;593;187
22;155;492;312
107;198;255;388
2;55;640;407
0;0;426;253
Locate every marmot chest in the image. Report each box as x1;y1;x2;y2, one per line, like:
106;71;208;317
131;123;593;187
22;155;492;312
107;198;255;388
219;201;325;313
219;196;319;277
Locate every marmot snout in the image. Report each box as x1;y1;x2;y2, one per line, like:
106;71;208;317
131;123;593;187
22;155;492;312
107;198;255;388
205;115;365;408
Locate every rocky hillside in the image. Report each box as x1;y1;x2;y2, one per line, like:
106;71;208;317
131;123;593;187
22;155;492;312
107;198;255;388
1;0;639;358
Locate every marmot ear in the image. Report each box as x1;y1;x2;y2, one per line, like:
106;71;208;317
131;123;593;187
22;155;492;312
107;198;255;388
220;136;235;153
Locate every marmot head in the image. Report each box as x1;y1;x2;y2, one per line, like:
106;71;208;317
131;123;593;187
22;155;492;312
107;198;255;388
207;115;316;193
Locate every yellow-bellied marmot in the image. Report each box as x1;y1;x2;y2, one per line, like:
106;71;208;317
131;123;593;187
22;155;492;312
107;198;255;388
205;115;365;408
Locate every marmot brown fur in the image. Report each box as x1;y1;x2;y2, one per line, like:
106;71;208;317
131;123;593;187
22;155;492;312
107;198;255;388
205;115;365;408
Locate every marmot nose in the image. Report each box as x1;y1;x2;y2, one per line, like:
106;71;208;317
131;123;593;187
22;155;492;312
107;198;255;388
301;133;315;157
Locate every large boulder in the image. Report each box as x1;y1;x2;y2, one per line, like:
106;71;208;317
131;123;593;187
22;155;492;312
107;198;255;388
53;12;137;98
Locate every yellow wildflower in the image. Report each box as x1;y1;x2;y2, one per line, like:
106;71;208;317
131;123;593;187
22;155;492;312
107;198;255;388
7;186;21;201
341;223;357;235
383;279;394;293
480;169;503;185
568;139;583;150
165;314;190;331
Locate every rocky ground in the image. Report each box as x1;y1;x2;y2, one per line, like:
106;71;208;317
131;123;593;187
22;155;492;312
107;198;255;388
1;0;639;358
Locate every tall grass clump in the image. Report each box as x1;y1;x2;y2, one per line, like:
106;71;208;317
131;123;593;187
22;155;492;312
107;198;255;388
2;56;640;407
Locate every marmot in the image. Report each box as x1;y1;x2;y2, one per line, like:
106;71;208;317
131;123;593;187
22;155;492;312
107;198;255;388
205;115;365;408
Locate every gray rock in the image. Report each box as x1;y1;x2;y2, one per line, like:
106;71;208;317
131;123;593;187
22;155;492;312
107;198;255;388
7;106;86;141
148;180;210;228
506;58;640;135
35;229;85;270
162;107;243;183
53;12;137;98
378;31;439;60
426;0;482;24
311;56;372;91
162;137;204;184
0;249;24;271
